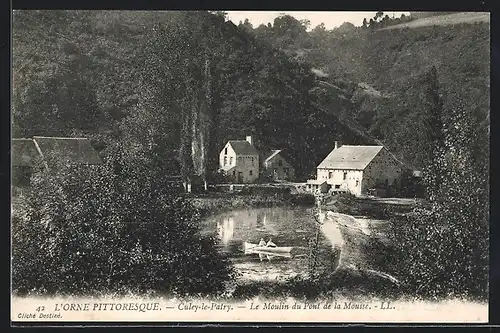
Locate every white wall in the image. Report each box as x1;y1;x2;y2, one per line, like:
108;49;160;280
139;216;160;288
317;168;363;196
220;142;236;171
219;143;259;183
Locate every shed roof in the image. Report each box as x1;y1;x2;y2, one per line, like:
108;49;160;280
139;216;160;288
12;138;39;167
317;145;384;170
307;179;327;185
227;140;259;155
33;136;102;165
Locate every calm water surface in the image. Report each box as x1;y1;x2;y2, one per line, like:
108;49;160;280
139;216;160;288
202;206;340;281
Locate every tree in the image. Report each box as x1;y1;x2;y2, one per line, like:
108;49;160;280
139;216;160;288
12;144;235;297
389;69;488;301
420;66;445;201
369;18;375;30
272;14;312;50
12;10;103;138
238;18;254;33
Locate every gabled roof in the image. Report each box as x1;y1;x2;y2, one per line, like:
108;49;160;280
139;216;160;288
227;140;259;155
33;136;102;165
317;145;384;170
12;138;39;167
263;149;282;163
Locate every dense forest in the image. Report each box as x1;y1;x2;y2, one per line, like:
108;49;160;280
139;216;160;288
246;13;489;170
12;10;376;182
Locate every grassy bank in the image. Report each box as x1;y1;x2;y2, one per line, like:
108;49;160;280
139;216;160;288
227;267;407;301
322;193;415;219
190;191;316;217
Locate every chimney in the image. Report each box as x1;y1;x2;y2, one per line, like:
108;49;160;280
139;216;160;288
246;135;253;146
334;141;338;150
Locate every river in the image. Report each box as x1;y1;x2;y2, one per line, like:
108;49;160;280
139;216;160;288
201;206;341;282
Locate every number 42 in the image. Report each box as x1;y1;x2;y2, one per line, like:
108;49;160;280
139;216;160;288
36;306;45;312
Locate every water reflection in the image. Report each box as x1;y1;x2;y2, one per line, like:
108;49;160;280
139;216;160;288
217;216;235;246
203;206;340;281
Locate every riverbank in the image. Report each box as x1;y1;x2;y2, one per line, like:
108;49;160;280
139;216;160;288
318;211;401;284
193;191;412;301
322;193;417;219
190;191;316;217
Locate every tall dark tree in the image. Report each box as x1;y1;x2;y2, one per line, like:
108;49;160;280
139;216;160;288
420;66;445;201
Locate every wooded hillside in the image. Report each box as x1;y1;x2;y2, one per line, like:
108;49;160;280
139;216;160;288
13;10;375;180
249;14;489;169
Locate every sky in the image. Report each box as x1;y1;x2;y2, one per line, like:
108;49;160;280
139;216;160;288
225;11;411;30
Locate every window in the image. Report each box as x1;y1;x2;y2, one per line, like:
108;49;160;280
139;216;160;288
249;170;253;176
230;156;233;165
335;185;340;189
284;167;289;175
278;160;283;167
224;147;228;155
251;157;254;166
356;180;359;187
343;172;347;180
223;156;227;166
328;171;333;179
232;170;236;176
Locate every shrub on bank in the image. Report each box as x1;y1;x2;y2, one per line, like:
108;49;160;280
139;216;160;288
11;147;236;298
190;191;316;217
230;268;403;301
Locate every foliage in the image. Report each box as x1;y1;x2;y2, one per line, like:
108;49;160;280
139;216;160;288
11;145;236;297
230;268;402;301
253;19;489;170
388;76;488;300
13;10;374;181
191;191;315;217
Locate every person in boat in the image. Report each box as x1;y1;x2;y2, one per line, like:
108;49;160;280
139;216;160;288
266;238;277;248
258;238;266;247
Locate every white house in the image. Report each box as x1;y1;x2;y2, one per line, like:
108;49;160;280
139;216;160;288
219;136;259;183
316;142;404;196
262;149;295;182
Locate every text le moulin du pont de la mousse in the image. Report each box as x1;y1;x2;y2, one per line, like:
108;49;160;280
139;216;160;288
17;300;396;319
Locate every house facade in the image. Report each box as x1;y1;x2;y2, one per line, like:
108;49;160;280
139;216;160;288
262;149;295;182
315;143;404;197
219;136;259;183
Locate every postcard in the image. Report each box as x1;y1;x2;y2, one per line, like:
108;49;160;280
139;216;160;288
11;10;490;324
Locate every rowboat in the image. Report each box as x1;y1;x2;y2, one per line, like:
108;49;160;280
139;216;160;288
244;241;293;255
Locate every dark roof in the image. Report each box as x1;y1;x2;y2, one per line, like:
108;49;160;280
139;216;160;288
263;149;282;163
228;140;259;155
12;138;39;167
317;145;384;170
33;136;102;165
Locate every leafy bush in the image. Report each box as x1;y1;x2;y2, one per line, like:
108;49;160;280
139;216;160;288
289;193;316;206
388;93;488;301
11;146;236;298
